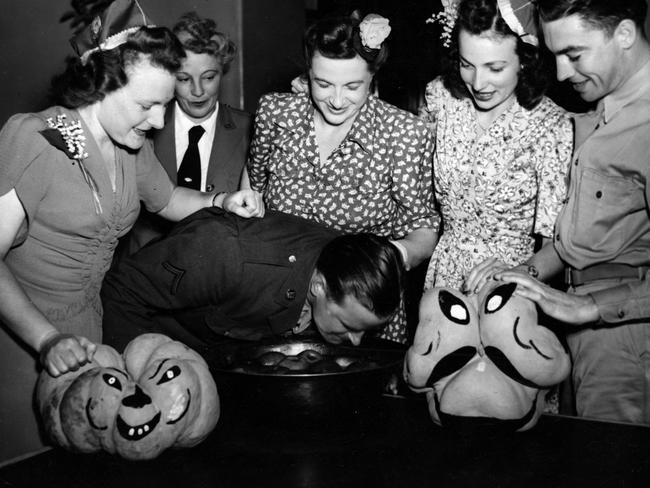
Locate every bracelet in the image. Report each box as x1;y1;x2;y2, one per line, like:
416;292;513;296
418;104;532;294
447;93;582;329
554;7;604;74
527;265;539;278
211;191;227;207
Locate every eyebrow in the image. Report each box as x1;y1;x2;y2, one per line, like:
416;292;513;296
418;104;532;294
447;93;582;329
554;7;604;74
313;77;364;85
555;45;584;55
459;56;508;67
107;367;129;379
341;318;370;333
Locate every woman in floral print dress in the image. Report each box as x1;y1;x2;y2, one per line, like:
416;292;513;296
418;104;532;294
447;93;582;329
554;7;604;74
247;13;439;344
420;0;573;292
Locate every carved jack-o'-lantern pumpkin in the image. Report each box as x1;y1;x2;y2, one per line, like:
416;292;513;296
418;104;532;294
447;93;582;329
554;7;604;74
403;282;570;432
36;333;219;460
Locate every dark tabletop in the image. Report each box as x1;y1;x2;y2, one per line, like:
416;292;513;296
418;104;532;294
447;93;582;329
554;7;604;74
1;392;649;488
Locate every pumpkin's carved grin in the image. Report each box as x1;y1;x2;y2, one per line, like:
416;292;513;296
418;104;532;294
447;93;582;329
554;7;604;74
116;412;161;441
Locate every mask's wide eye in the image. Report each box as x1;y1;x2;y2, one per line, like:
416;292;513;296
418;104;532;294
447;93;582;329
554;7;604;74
102;373;123;391
157;365;182;385
438;290;470;325
484;283;517;314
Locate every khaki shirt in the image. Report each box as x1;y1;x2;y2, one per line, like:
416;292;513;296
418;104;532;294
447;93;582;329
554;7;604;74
554;60;650;323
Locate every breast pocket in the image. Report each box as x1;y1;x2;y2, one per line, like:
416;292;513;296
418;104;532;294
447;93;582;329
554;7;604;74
572;168;645;253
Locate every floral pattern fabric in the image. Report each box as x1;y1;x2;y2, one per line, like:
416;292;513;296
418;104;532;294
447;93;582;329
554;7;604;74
248;92;439;343
420;78;573;290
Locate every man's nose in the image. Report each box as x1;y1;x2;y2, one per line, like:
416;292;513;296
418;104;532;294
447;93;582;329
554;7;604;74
556;58;574;82
347;331;364;346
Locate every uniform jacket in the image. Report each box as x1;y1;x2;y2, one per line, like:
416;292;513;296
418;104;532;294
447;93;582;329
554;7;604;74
154;103;251;192
102;208;338;352
124;103;252;255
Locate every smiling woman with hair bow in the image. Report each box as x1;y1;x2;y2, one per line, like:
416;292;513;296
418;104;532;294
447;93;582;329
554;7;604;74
0;0;263;464
247;12;439;344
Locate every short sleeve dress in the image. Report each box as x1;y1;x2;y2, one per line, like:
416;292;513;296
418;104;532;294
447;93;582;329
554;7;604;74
0;106;173;463
420;78;573;290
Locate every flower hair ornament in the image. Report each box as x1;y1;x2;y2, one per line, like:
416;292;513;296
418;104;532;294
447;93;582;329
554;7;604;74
428;0;538;48
353;13;391;62
70;0;155;64
427;0;459;48
40;115;102;215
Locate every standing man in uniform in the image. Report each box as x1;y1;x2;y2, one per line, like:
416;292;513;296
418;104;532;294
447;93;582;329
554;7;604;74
483;0;650;425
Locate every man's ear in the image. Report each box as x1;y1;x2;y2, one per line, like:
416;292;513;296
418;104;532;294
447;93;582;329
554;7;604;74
614;19;638;50
310;271;327;297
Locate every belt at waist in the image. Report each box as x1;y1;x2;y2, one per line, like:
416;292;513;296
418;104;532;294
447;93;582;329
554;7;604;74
565;263;650;287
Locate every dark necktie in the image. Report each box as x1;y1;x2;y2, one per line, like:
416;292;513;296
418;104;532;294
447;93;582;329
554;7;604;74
177;125;205;190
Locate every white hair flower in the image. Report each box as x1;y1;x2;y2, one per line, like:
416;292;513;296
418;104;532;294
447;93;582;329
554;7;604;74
359;14;391;50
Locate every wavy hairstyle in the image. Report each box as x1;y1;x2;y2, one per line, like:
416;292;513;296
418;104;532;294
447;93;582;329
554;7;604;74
537;0;647;36
52;26;184;108
172;12;237;73
304;12;389;74
315;233;403;320
441;0;550;110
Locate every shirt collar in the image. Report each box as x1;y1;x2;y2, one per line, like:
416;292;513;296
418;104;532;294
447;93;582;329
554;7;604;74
174;101;219;135
600;59;650;124
344;94;377;155
277;93;378;155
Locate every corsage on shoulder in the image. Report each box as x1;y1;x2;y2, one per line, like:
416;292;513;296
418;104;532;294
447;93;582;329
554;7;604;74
40;114;102;214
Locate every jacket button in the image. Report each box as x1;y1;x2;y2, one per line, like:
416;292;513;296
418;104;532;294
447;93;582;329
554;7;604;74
206;184;214;192
596;190;602;198
288;255;296;263
285;289;296;300
618;310;626;319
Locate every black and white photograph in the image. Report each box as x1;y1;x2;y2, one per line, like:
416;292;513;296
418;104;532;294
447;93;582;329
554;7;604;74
1;1;650;486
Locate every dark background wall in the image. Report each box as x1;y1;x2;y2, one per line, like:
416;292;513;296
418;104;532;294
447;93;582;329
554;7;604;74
241;0;305;113
0;0;438;123
0;0;305;124
2;1;650;124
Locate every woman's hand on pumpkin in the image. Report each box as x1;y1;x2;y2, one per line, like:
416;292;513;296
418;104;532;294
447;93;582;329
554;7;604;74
463;257;511;295
222;189;265;218
39;333;97;377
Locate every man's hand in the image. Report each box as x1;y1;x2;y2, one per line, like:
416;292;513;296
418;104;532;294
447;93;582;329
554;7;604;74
39;333;97;377
464;257;511;294
222;190;265;218
495;271;600;325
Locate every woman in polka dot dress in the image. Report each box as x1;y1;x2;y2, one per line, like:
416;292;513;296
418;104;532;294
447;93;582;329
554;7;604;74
247;13;440;344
